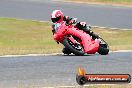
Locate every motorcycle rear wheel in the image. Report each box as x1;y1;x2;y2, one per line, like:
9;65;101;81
98;44;109;55
98;37;109;55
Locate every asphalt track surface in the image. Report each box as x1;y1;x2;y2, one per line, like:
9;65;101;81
0;52;132;87
0;0;132;88
0;0;132;29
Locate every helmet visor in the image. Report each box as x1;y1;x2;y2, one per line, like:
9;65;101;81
51;16;61;23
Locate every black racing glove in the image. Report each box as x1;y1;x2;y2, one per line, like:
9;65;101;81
64;16;77;26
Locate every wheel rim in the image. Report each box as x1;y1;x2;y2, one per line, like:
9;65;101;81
68;39;84;51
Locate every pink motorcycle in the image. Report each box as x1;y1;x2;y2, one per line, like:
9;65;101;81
53;21;109;56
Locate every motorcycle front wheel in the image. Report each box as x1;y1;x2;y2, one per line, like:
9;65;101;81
62;38;85;56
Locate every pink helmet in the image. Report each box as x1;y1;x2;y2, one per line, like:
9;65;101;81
51;10;64;23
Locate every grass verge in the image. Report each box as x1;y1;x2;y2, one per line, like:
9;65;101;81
0;18;132;55
66;0;132;6
0;18;62;55
16;84;132;88
85;84;132;88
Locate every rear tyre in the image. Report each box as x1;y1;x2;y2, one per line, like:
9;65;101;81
62;38;85;56
98;44;109;55
97;37;109;55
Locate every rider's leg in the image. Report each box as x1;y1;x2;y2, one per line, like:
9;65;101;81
75;22;99;40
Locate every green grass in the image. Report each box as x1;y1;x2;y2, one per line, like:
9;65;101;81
98;0;132;2
93;28;132;51
85;84;132;88
0;18;62;55
0;18;132;55
12;83;132;88
66;0;132;5
66;0;132;2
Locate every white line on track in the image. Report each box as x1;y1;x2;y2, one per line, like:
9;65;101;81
0;53;63;57
112;50;132;52
38;83;132;88
0;50;132;57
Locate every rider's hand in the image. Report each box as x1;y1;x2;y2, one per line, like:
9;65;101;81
69;18;77;25
72;18;77;24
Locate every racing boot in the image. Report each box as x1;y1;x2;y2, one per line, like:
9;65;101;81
82;26;100;40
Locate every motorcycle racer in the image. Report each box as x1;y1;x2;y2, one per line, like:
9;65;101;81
51;10;101;54
51;10;99;40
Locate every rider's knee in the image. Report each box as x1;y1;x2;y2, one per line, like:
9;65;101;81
75;22;87;30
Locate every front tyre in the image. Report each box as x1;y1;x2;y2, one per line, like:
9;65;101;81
62;38;85;56
62;47;72;55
